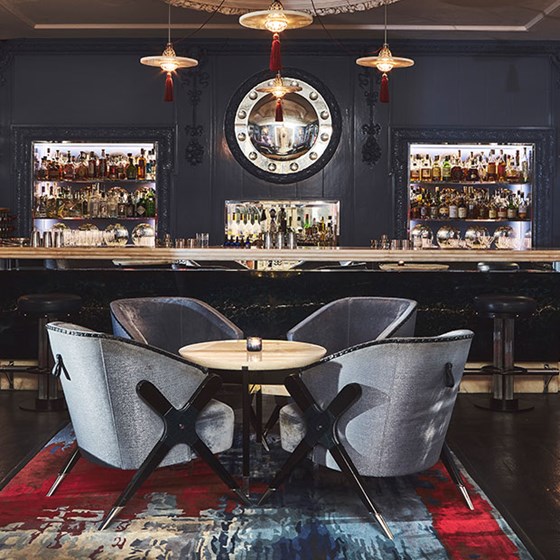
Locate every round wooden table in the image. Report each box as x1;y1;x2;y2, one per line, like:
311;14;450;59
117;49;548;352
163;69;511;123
179;339;326;481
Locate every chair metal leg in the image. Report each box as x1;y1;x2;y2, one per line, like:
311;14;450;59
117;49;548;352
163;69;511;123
440;442;474;511
329;444;394;540
100;374;246;530
46;446;81;496
99;439;170;530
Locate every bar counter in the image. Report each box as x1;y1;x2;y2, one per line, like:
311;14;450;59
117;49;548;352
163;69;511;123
1;246;560;263
0;245;558;365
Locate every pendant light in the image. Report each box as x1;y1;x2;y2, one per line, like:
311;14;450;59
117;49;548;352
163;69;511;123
356;1;413;103
239;1;312;122
140;3;198;102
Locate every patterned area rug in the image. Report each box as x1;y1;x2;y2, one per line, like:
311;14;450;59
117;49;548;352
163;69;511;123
0;425;532;559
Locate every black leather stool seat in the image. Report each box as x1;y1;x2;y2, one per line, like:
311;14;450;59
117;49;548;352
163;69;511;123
17;293;82;412
18;293;82;316
474;295;536;318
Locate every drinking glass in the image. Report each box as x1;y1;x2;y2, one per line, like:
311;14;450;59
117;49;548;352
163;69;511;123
196;232;209;248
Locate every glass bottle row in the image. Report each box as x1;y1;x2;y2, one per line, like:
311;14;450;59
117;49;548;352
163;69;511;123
410;148;531;184
33;183;156;220
34;148;157;182
409;186;530;221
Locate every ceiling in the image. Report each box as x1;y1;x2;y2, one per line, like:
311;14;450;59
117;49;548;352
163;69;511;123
1;0;560;42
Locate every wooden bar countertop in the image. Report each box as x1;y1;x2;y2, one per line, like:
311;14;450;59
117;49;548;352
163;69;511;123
0;246;560;263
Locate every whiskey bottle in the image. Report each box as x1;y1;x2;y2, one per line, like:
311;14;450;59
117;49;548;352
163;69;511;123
421;155;432;182
442;156;452;182
486;149;497;182
432;156;442;182
126;154;138;180
137;149;147;180
450;151;463;182
98;149;107;179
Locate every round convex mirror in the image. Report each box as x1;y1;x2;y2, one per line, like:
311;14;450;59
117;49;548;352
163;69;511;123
225;69;341;184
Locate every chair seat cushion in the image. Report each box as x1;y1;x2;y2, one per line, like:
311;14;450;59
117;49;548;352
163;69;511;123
18;293;82;316
279;403;306;453
474;295;536;317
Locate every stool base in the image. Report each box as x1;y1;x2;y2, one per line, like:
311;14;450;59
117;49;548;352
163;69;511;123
20;396;67;412
472;396;534;413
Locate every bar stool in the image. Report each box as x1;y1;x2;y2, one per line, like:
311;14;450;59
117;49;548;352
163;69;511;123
17;293;82;411
473;294;536;412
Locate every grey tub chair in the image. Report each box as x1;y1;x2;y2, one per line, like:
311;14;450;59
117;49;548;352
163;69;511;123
46;322;249;530
259;329;474;541
262;296;418;441
110;297;244;355
287;296;418;354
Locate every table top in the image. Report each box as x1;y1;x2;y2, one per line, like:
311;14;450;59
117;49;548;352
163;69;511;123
179;339;326;371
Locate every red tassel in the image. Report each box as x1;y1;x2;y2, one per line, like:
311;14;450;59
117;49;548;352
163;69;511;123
164;71;174;102
270;33;282;72
275;98;283;122
379;72;389;103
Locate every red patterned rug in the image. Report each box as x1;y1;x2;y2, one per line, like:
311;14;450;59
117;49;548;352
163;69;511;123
0;425;532;559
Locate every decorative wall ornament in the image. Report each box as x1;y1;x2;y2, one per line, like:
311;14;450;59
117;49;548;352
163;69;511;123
12;126;174;237
224;68;341;184
179;48;209;166
358;68;381;166
165;0;399;16
391;127;554;246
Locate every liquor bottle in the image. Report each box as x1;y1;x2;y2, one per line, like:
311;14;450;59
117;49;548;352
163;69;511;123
107;190;118;218
467;152;479;182
76;152;88;180
507;194;518;219
410;155;421;182
145;188;156;217
520;147;530;182
117;194;127;218
486;149;497;182
488;202;497;220
421;154;432;182
63;151;75;180
450;151;463;182
442;156;452;182
108;156;118;180
432;155;442;182
35;185;47;217
518;193;527;220
87;151;97;179
137;149;147;180
99;191;108;218
126;194;135;217
438;192;449;218
448;196;458;219
36;157;48;180
457;196;467;219
497;150;506;182
126;154;138;180
98;149;107;179
135;191;147;217
429;189;439;219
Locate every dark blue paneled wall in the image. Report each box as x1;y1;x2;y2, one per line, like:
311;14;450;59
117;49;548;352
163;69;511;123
0;39;558;245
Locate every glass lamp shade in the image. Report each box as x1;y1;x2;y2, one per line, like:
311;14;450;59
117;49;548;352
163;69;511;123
239;1;312;32
140;42;198;72
356;44;414;72
256;74;302;98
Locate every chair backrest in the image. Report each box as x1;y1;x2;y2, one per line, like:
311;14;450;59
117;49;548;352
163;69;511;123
47;321;210;470
300;330;473;477
110;297;244;354
287;296;417;355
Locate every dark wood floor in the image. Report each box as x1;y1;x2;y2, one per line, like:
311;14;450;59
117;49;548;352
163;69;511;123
0;390;558;559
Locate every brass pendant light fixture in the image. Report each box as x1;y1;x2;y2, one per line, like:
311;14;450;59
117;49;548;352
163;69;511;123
356;1;414;103
239;1;312;122
140;3;198;102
